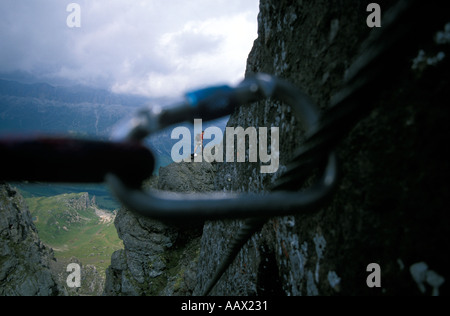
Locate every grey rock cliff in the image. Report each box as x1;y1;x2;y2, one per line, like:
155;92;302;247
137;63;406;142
195;0;450;296
158;160;216;193
50;256;104;296
104;161;214;296
0;183;60;296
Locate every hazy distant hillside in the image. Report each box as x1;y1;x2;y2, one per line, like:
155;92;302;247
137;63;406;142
0;79;150;107
0;79;228;169
0;79;151;138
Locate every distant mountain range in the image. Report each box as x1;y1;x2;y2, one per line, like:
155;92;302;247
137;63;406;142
0;79;151;107
0;78;151;137
0;79;228;170
0;78;228;199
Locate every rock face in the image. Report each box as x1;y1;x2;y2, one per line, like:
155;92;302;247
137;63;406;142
157;161;216;193
104;161;214;296
50;257;104;296
65;192;95;211
0;183;60;296
194;0;450;296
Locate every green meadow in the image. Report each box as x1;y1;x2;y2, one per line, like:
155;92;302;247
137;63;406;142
25;192;123;277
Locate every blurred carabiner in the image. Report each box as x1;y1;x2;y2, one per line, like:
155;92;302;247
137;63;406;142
107;73;339;222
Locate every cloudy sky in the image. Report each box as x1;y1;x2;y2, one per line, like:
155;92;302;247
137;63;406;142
0;0;259;98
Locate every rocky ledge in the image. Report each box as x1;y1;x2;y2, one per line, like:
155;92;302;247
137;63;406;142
0;183;60;296
103;161;214;296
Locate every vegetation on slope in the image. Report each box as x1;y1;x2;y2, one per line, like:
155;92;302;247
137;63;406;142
26;192;123;277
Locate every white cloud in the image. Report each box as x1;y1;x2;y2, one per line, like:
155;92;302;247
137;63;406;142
112;11;257;97
0;0;259;98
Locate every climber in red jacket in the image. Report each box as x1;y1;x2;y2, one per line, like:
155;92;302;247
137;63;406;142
193;131;204;157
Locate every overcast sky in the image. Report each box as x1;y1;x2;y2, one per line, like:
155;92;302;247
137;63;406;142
0;0;259;98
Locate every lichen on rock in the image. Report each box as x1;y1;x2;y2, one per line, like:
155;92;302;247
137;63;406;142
0;183;60;296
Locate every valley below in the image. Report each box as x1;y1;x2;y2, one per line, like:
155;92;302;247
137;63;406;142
23;191;123;283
